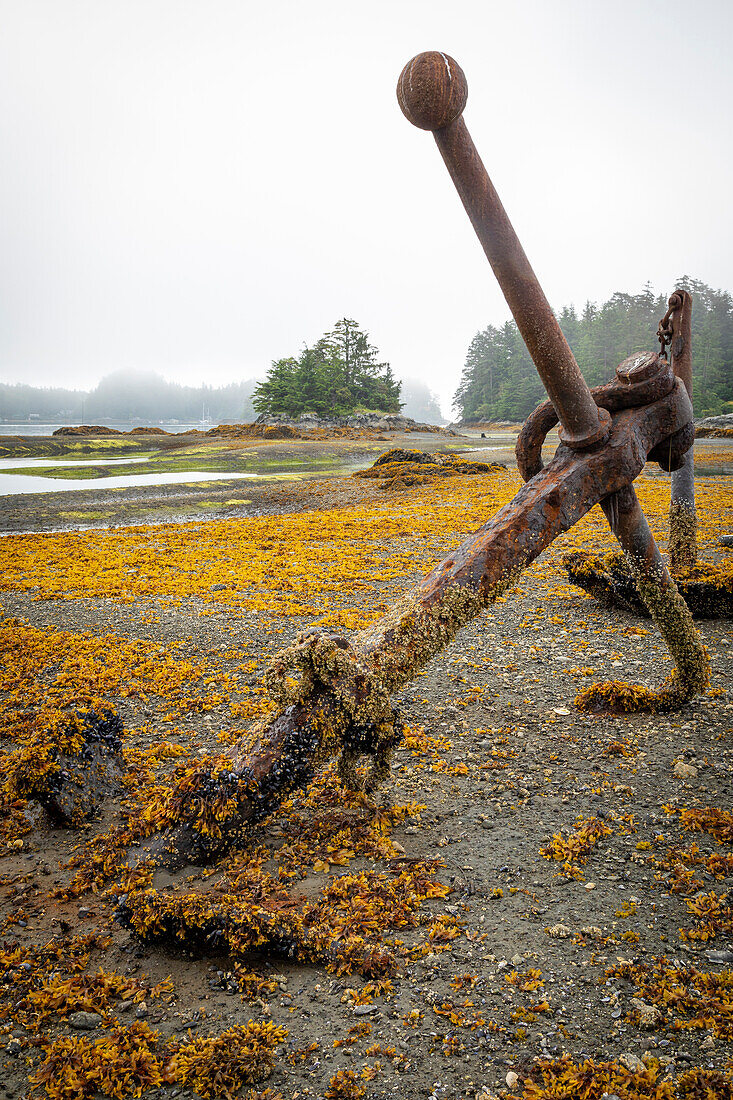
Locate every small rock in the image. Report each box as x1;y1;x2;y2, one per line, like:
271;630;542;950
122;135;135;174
619;1053;644;1073
706;949;733;964
135;1001;148;1018
584;882;596;890
630;997;663;1029
547;924;572;938
673;761;697;780
505;1070;519;1089
511;954;523;966
69;1011;103;1031
353;1004;378;1016
5;1039;21;1055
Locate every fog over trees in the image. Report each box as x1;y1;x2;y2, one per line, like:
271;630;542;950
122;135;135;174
0;370;258;425
398;379;444;424
1;366;444;426
5;280;730;427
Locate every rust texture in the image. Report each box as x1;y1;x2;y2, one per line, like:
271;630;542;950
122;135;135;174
138;53;706;870
397;51;609;452
660;290;698;574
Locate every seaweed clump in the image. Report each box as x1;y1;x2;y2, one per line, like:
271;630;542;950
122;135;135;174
563;550;733;619
166;1021;288;1098
539;816;613;879
574;555;710;715
354;448;504;490
116;860;448;978
30;1019;287;1100
606;958;733;1040
3;706;124;831
521;1053;733;1098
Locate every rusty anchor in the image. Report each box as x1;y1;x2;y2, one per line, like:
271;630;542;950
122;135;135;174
564;288;733;618
138;52;708;870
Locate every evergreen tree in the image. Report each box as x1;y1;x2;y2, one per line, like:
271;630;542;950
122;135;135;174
253;319;401;416
453;278;733;422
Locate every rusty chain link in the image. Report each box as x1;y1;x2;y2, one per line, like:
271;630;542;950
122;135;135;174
657;291;684;359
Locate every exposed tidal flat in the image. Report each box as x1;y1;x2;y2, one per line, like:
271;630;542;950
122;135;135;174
0;428;507;532
1;431;733;1099
1;428;732;535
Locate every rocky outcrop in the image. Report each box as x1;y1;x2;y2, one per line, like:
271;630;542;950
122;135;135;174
695;413;733;438
252;411;453;435
354;448;506;490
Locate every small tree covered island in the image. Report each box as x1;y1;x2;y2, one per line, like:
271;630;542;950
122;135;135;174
253;318;402;417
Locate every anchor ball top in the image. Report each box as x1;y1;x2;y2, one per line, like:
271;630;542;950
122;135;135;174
397;51;467;131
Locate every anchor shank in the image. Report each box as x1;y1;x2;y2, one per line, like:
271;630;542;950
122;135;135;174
666;289;697;573
433;115;604;446
396;51;606;448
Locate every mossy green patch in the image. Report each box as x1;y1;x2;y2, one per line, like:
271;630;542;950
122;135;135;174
58;510;115;521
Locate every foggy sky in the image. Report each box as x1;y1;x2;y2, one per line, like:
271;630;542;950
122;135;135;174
1;0;731;416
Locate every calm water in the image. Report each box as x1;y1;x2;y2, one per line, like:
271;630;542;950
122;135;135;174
0;469;261;496
0;456;149;470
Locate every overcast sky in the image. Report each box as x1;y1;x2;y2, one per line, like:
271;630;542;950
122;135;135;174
1;0;731;415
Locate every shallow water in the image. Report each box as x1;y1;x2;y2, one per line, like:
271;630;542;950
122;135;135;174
0;470;264;496
0;456;150;470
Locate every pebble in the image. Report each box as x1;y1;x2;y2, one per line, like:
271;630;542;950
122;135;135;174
353;1004;378;1016
5;1039;21;1055
706;949;733;963
619;1053;644;1072
672;761;697;779
69;1011;103;1031
505;1070;519;1089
